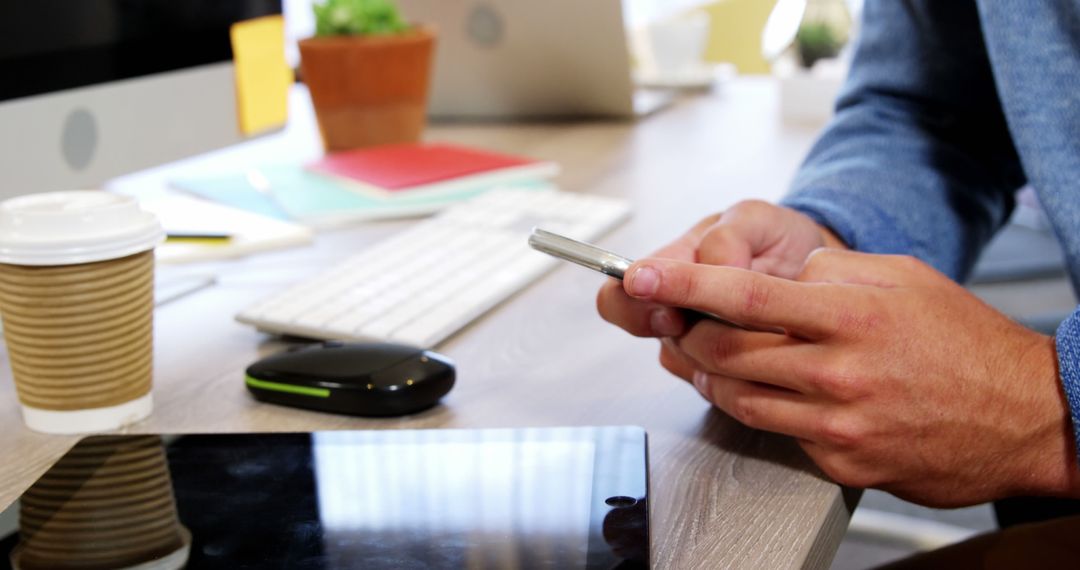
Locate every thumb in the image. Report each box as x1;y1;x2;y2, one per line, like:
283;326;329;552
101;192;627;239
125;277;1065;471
696;205;780;268
696;223;754;268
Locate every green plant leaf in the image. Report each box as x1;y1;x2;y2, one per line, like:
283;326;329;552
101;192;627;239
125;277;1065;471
795;22;842;68
313;0;409;37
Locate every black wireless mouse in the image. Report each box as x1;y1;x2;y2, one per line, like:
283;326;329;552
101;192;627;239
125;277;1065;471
245;342;455;417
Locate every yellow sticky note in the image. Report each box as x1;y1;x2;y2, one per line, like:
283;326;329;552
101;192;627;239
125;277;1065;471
230;15;292;136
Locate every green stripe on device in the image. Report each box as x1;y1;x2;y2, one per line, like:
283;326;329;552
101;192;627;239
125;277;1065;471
245;376;330;398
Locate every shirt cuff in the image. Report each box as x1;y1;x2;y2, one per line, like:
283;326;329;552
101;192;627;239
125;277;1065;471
781;193;915;257
1054;309;1080;461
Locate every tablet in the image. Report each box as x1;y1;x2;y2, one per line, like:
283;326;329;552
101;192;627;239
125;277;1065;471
0;426;649;569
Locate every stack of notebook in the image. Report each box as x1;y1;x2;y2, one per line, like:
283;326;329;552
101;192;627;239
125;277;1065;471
171;142;560;229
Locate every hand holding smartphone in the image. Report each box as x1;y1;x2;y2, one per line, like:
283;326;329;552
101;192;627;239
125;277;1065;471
528;228;777;333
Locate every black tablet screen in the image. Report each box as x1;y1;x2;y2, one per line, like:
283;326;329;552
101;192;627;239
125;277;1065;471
0;426;648;569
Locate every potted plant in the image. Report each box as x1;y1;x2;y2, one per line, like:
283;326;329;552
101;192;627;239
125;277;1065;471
767;0;852;124
794;21;844;69
299;0;435;151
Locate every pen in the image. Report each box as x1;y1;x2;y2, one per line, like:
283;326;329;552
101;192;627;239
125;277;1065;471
155;273;218;306
165;233;233;243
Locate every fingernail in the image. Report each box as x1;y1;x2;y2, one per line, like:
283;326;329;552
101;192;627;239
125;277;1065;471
628;266;660;297
650;308;682;337
692;370;708;394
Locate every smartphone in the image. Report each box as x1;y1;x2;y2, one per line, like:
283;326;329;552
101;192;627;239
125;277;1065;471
528;228;772;333
528;228;633;279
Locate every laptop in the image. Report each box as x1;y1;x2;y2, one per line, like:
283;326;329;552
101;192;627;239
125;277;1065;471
397;0;673;119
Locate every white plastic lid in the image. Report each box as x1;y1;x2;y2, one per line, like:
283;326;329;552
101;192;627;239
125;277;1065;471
0;190;164;266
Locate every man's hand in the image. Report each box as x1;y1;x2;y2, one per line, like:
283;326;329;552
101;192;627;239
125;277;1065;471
616;248;1078;507
597;201;844;339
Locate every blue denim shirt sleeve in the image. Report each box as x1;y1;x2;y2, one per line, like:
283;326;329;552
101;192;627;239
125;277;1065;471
781;0;1026;283
782;1;1080;461
1057;312;1080;460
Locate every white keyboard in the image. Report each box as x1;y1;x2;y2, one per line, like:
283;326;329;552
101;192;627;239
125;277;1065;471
236;188;631;347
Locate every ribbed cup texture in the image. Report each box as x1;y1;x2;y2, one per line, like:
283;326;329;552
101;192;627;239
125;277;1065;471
14;436;187;569
0;251;153;410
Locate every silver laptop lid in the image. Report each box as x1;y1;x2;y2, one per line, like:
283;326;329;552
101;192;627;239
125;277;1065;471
398;0;651;119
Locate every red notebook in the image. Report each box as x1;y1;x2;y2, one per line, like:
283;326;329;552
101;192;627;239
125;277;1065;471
306;142;559;195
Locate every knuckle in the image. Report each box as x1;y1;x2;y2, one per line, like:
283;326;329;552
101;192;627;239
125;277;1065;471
698;225;753;268
729;393;759;428
817;413;867;450
699;223;735;247
705;332;741;370
831;305;885;339
831;371;866;402
799;248;836;280
734;199;772;217
803;365;833;393
810;451;876;488
811;452;848;483
830;465;876;489
805;246;835;264
808;357;867;401
667;267;702;308
735;276;771;320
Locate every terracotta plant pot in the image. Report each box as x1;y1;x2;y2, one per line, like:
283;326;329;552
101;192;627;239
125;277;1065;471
299;26;435;151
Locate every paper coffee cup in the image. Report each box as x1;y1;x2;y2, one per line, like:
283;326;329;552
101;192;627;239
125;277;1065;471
11;436;190;570
0;191;164;433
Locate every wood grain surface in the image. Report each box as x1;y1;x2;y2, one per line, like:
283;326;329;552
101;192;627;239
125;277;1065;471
0;79;853;569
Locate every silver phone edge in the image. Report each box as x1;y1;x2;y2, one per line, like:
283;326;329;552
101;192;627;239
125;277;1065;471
528;228;633;279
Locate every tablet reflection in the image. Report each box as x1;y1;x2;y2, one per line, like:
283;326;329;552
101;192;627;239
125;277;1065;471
2;427;648;569
11;435;190;570
313;429;601;568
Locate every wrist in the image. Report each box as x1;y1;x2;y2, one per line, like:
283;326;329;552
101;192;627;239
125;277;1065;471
786;207;849;251
1007;333;1080;498
817;224;849;250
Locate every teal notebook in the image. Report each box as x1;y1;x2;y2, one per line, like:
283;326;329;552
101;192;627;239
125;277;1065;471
172;165;553;228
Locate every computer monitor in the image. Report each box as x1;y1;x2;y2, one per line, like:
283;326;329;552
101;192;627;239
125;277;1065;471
0;0;282;196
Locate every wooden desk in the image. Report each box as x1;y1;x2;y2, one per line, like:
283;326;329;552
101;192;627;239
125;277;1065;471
0;78;854;569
